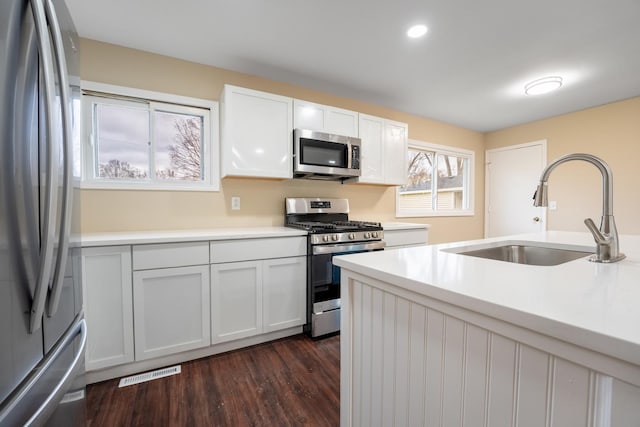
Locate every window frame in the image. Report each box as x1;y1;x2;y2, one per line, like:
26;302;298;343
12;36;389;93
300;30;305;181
79;81;220;191
395;139;475;218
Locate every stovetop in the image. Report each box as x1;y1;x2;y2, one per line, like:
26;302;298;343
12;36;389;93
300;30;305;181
284;197;383;244
286;220;382;234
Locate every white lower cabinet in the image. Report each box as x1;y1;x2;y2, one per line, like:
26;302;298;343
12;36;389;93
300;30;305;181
82;246;134;371
211;256;306;344
383;226;429;249
133;265;211;361
263;257;306;333
82;235;307;379
211;261;262;343
210;236;307;345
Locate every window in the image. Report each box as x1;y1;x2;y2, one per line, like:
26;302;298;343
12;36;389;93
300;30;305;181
396;140;474;217
80;82;219;191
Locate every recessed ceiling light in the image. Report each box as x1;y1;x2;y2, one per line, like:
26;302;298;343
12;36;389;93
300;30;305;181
524;76;563;95
407;24;428;39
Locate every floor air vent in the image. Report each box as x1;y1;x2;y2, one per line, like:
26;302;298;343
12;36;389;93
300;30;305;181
118;365;181;388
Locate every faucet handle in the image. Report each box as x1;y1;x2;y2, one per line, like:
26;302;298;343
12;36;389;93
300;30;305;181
533;183;547;207
584;218;607;244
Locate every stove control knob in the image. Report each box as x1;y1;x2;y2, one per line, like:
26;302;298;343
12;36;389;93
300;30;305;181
332;234;339;241
364;232;371;239
372;231;379;238
322;235;329;242
348;233;355;240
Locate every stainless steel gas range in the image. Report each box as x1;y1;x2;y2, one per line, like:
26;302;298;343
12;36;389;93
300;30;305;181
285;198;385;338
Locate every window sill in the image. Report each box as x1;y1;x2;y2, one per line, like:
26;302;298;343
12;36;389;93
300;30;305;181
396;210;475;218
77;180;220;192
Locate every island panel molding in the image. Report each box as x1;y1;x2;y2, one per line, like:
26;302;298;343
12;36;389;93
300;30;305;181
340;271;640;427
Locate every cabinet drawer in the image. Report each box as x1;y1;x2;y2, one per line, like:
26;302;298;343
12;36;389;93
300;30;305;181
211;237;306;263
133;242;209;270
384;229;429;248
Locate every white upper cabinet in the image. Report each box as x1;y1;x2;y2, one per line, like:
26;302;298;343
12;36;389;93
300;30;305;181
293;99;358;137
219;83;406;184
357;113;408;186
358;114;385;183
220;85;293;179
383;119;409;185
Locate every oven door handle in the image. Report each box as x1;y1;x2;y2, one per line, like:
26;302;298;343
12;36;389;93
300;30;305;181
312;240;386;255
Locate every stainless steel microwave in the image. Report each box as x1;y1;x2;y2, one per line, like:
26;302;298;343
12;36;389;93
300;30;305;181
293;129;361;181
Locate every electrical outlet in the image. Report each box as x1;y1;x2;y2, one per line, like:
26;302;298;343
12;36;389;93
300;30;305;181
549;200;557;210
231;196;241;210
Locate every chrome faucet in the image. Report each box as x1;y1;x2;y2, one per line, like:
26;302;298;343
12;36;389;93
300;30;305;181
533;153;625;263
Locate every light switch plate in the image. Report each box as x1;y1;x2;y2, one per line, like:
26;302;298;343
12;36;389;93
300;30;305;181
231;196;240;210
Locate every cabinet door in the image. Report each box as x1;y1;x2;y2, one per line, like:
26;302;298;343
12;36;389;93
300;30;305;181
294;99;326;131
133;265;210;361
82;246;134;371
383;120;408;185
358;114;385;184
211;261;262;344
357;114;408;185
326;106;358;137
263;256;306;333
220;85;293;179
294;99;358;137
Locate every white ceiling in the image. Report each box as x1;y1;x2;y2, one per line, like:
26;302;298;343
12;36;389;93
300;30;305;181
64;0;640;132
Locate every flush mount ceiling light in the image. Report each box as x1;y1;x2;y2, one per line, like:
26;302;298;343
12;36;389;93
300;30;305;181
407;24;428;38
524;76;563;95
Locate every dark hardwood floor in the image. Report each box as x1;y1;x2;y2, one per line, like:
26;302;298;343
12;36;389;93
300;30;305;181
86;334;340;427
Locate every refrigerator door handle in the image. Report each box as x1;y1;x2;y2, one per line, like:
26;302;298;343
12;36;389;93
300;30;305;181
28;0;60;333
0;318;87;426
44;0;74;318
26;318;87;426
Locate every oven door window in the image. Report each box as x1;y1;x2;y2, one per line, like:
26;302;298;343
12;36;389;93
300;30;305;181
300;138;348;168
311;253;332;288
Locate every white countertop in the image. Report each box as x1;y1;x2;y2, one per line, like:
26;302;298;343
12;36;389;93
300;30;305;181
334;231;640;366
78;227;308;247
77;223;428;247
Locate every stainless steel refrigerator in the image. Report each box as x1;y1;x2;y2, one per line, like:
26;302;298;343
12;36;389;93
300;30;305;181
0;0;86;425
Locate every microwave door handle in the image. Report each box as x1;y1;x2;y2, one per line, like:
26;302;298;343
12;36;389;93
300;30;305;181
29;0;60;333
44;0;73;317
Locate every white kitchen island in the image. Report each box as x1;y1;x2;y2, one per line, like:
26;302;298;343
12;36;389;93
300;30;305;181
334;231;640;427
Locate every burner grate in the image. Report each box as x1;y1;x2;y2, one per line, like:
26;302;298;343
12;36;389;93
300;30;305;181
287;221;338;231
287;219;382;233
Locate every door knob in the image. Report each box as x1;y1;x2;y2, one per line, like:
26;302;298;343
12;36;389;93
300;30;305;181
533;216;540;222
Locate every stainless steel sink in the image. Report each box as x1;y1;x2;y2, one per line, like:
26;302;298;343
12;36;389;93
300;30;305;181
444;242;594;266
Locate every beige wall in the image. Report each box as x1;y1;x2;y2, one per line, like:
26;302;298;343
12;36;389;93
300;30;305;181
79;39;485;244
485;97;640;234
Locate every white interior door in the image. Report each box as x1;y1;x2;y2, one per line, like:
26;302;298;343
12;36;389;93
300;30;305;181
485;141;547;238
